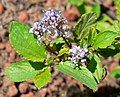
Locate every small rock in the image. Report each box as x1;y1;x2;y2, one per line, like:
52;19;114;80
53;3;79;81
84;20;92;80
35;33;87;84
20;92;35;97
0;43;5;50
30;11;41;22
53;78;63;86
0;93;4;97
8;56;15;63
66;76;76;84
109;63;118;72
19;82;29;94
103;0;112;8
26;79;33;84
5;42;12;53
46;0;61;7
7;84;18;97
64;6;80;21
8;50;16;63
36;88;47;97
49;84;58;92
9;50;16;58
18;11;29;22
0;3;4;14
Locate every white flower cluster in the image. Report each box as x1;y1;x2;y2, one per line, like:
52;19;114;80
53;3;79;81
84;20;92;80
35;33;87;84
70;45;88;65
29;9;68;42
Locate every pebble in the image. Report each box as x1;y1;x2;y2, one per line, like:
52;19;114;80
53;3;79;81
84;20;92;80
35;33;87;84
53;78;63;86
18;82;29;94
0;3;4;14
5;42;13;53
46;0;61;7
18;11;29;22
8;56;14;63
49;84;58;92
0;43;5;50
36;88;47;97
26;79;33;84
103;0;112;8
20;92;35;97
64;6;80;21
3;76;13;87
108;63;118;72
7;84;18;97
8;50;16;63
0;93;4;97
30;11;41;22
9;50;16;58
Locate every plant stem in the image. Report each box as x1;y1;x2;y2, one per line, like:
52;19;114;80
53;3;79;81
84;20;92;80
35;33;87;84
62;35;71;48
43;41;58;55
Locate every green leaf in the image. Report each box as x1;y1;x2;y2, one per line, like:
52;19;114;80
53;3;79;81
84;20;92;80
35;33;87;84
9;21;46;62
51;38;65;45
88;28;97;45
111;66;120;78
5;61;45;82
81;38;88;48
113;21;120;34
92;3;101;18
57;61;98;92
73;13;97;39
33;67;51;89
96;22;115;32
98;48;119;58
93;31;118;48
58;47;69;56
88;54;106;83
114;0;120;19
78;4;86;15
85;5;92;13
69;0;83;6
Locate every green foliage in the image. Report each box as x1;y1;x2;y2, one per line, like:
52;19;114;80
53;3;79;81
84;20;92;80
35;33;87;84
9;21;46;62
73;13;97;39
5;61;45;82
57;61;98;92
93;31;118;48
92;3;101;18
58;47;69;56
111;66;120;78
33;67;51;89
114;0;120;19
113;21;120;34
88;28;97;46
6;5;120;92
96;22;115;32
52;38;65;45
69;0;83;6
88;54;106;83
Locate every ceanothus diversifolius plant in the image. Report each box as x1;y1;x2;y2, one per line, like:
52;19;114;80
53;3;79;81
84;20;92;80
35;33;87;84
5;9;119;92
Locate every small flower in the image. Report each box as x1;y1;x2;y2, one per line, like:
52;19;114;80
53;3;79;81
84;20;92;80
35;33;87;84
29;9;69;43
70;45;88;66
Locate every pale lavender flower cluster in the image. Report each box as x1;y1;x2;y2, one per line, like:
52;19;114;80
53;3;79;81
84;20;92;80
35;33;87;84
29;9;68;42
70;45;88;65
